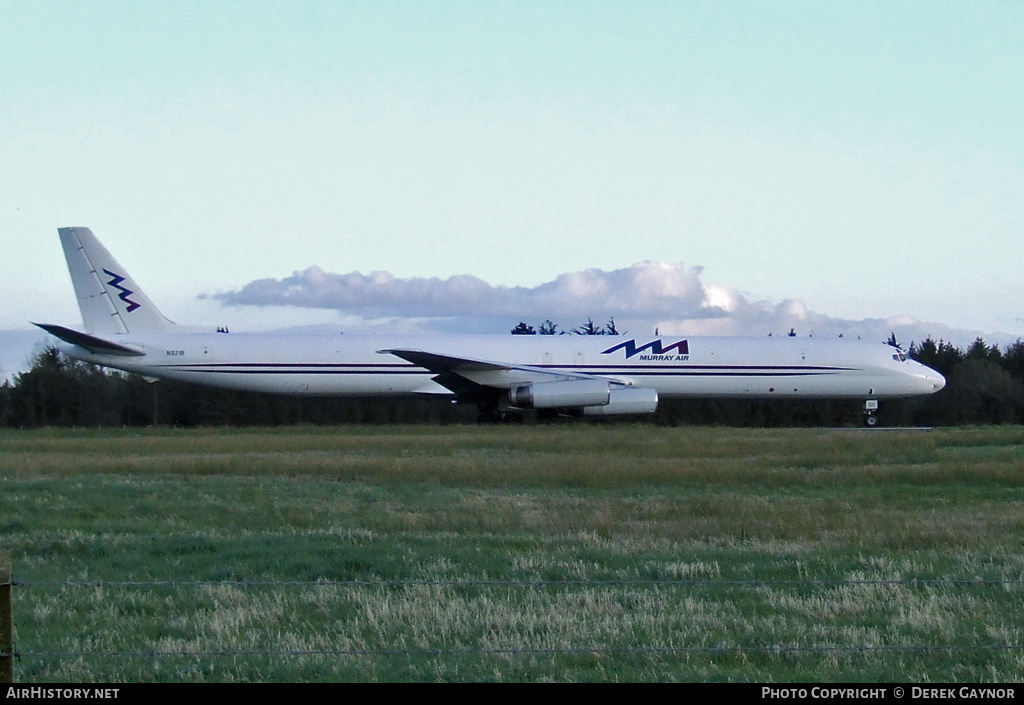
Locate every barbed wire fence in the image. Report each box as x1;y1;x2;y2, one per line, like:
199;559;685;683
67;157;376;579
4;551;1024;680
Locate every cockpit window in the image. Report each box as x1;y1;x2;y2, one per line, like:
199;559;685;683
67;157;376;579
892;352;907;362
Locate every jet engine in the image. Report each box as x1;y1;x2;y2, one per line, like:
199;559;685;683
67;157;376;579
509;379;611;409
509;380;659;416
582;387;659;416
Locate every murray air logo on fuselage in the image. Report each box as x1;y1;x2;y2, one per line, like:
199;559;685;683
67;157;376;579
102;269;141;313
601;339;689;361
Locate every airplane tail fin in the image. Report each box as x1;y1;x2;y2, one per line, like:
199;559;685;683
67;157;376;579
58;227;177;335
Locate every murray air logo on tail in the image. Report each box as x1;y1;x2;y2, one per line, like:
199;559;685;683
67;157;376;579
103;269;141;312
601;338;689;361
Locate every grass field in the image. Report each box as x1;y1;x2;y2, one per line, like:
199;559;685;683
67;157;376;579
2;424;1023;682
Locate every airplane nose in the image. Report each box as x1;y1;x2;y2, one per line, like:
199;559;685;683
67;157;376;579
914;363;945;394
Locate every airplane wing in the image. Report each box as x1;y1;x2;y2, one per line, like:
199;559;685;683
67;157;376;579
379;349;513;374
378;348;620;392
34;323;147;357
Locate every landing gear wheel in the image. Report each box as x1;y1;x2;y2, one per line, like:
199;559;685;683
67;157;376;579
864;413;879;428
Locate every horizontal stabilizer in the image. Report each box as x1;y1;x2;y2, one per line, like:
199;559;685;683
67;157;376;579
33;323;146;357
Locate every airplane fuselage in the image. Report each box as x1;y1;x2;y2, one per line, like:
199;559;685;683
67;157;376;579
58;332;946;400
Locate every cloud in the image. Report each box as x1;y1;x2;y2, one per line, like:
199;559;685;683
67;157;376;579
214;261;719;324
210;260;1001;346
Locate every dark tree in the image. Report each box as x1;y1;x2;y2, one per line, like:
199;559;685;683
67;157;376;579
0;379;11;427
966;337;1002;363
909;338;963;377
1001;339;1024;380
574;318;605;335
511;322;536;335
7;346;126;427
940;358;1024;424
539;320;559;335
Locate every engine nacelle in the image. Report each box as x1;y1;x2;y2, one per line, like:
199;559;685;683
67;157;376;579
582;387;659;416
510;379;611;409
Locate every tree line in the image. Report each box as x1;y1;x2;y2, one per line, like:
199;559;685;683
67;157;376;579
1;332;1022;428
511;317;618;335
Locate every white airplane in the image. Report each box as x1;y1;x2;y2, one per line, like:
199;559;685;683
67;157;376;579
37;227;945;426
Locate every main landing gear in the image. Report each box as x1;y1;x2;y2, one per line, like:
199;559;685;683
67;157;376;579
476;395;519;424
863;399;880;427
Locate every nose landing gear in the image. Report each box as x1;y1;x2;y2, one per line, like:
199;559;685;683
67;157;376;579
863;399;879;427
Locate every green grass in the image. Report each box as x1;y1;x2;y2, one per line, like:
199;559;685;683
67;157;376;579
2;424;1023;681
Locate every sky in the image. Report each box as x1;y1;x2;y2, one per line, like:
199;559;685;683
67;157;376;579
2;1;1023;379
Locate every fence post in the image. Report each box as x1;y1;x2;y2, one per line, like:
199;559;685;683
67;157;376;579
1;550;13;683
